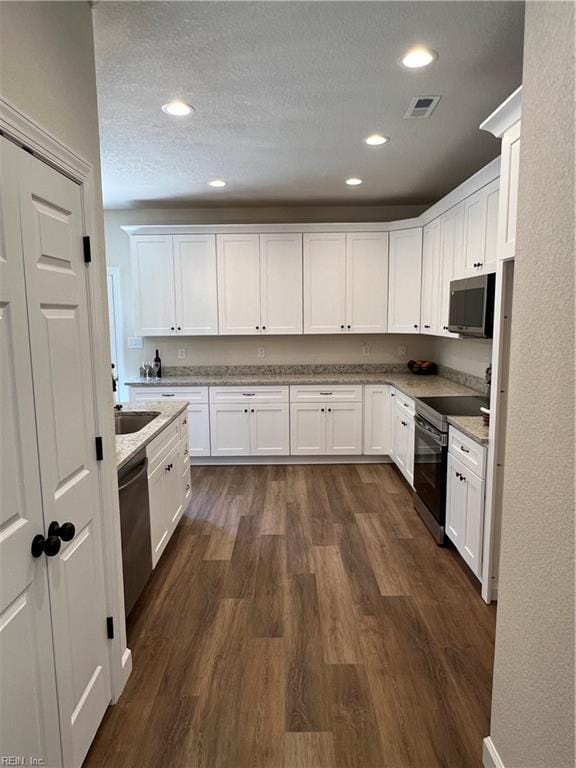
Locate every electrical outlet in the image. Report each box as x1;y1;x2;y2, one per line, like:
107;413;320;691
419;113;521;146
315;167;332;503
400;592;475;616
361;343;370;357
177;348;186;360
397;345;407;358
127;336;143;350
257;347;266;358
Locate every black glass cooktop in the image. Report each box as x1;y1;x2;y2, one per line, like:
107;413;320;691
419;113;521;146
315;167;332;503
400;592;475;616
417;395;489;416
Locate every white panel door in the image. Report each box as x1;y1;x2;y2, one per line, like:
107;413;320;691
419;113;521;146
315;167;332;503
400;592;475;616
260;233;302;334
439;203;464;336
166;442;184;535
326;403;362;455
303;233;346;333
345;232;389;333
174;235;218;335
187;404;211;457
498;121;521;261
405;415;415;487
209;404;251;456
420;220;441;335
388;228;422;333
462;189;486;277
131;235;176;335
393;404;409;475
0;138;62;768
462;469;485;577
249;404;290;455
290;403;326;455
148;458;169;568
363;386;392;455
217;234;261;334
446;454;467;548
17;147;111;766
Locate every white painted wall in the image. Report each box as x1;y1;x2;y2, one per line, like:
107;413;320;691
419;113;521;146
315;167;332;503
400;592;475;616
487;3;575;767
433;337;492;379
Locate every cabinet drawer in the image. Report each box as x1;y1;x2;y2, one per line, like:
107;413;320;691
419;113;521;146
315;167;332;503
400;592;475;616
393;389;415;416
209;386;289;404
129;386;209;404
146;419;180;474
290;384;363;403
449;427;486;478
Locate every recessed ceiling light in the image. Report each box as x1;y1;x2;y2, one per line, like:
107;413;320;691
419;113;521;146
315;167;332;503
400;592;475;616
208;179;227;188
400;47;438;69
161;100;194;116
346;177;363;186
364;134;389;146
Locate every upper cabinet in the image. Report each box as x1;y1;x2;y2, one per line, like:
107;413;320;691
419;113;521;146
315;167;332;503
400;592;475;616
173;235;218;335
260;233;303;334
217;234;261;334
461;178;499;277
345;233;389;333
303;233;347;333
438;203;464;337
388;228;423;333
131;235;178;336
420;220;441;335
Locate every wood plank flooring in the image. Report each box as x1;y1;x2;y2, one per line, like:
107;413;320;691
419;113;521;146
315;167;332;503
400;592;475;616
85;464;496;768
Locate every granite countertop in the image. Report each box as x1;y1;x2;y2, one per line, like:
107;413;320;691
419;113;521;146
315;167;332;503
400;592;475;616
447;416;490;445
115;400;188;469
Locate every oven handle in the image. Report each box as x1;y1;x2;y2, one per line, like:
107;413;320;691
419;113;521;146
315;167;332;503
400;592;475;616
415;415;447;446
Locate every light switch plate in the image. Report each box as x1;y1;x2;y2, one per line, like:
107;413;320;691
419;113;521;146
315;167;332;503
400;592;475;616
257;347;266;358
362;344;370;357
127;336;143;350
397;345;407;358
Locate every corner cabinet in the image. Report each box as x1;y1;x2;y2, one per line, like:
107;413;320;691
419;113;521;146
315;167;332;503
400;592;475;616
388;228;423;333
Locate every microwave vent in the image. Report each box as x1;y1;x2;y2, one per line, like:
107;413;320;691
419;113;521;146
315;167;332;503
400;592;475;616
404;96;441;119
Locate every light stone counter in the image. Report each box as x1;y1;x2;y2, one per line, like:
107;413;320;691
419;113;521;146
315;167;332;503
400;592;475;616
448;416;489;445
115;400;188;469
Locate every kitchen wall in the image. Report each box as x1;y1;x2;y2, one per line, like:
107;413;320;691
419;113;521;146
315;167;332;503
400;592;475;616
433;337;492;380
487;2;575;767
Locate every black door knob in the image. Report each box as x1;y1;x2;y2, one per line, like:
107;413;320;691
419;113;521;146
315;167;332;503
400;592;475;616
48;521;76;542
31;534;61;558
340;324;345;329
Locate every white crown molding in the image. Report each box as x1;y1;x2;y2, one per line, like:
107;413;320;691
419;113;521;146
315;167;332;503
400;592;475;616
483;737;507;768
480;86;522;139
0;96;92;181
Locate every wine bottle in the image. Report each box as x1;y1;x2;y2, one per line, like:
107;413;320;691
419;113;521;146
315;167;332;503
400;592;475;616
154;348;162;379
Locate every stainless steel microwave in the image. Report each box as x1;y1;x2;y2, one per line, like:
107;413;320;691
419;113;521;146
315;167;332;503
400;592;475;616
448;274;495;338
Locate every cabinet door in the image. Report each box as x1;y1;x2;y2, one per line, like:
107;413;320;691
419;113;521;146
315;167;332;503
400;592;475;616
166;442;184;535
326;402;362;455
462;469;485;577
209;403;251;456
303;233;346;333
149;459;169;568
363;385;392;455
249;404;290;455
446;454;467;549
498;121;521;261
260;233;302;334
217;234;261;334
345;232;389;333
388;228;422;333
174;235;218;335
131;235;176;335
439;203;464;336
405;414;415;487
420;220;442;334
187;404;211;457
462;179;499;277
393;403;411;477
483;180;500;274
290;403;326;455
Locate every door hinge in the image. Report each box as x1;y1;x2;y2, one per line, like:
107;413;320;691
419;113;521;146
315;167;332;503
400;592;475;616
95;436;104;461
83;235;92;263
107;616;114;639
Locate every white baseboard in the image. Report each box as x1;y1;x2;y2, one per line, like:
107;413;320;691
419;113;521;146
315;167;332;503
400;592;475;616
483;737;506;768
190;455;391;466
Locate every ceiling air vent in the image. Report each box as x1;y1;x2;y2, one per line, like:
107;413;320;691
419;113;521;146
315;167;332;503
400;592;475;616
404;96;441;119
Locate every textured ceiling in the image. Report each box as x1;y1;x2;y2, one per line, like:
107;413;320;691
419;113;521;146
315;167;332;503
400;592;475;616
93;1;524;209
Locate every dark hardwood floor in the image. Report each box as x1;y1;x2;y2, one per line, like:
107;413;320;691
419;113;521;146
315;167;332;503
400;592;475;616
85;464;496;768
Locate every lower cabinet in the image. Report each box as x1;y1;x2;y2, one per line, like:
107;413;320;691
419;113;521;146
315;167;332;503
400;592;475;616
210;402;290;456
290;401;362;455
363;385;393;455
186;404;211;456
391;391;415;486
148;440;182;568
446;446;485;578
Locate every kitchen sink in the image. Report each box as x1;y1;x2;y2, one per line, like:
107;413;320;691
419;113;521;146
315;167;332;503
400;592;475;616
114;411;160;435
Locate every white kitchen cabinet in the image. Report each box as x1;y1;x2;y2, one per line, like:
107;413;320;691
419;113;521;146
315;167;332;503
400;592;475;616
249;403;290;455
173;235;218;335
345;232;389;333
392;392;415;487
290;403;327;455
186;404;211;457
290;395;362;456
217;233;261;334
209;403;251;456
388;228;423;333
438;203;464;337
303;233;347;333
260;233;303;334
326;402;362;455
497;120;521;261
420;219;442;335
446;453;485;578
131;235;176;335
461;179;500;277
363;385;393;455
148;440;181;568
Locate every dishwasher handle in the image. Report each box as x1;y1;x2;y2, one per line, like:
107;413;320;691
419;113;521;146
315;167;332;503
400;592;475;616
118;458;148;492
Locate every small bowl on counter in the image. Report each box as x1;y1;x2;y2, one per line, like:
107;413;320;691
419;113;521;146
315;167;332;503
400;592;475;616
407;359;437;376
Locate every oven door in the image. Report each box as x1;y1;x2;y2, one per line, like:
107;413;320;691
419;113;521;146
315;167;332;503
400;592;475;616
413;415;448;525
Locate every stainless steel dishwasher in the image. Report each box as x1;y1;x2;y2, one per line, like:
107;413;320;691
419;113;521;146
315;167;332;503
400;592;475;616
118;448;152;617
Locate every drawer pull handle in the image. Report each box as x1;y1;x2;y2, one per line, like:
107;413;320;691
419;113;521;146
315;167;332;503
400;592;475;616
162;394;175;397
460;445;470;453
242;393;255;396
319;392;333;396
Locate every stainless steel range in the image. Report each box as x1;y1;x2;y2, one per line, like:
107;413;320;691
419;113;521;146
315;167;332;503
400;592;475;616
413;395;488;544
